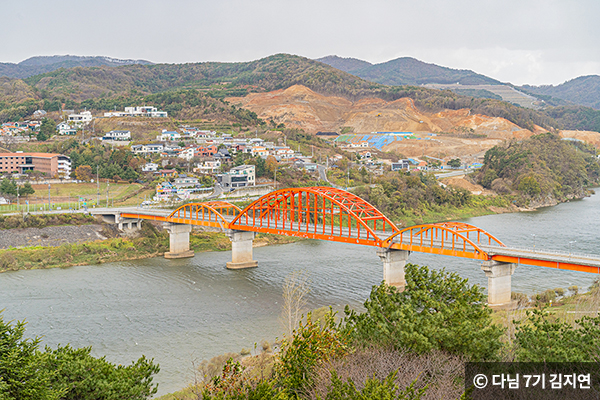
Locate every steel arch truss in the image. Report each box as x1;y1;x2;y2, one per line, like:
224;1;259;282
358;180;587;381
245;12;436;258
382;222;506;260
168;201;242;229
229;187;400;245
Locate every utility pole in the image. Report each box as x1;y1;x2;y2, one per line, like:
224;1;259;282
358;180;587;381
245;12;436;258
346;167;350;190
96;165;99;206
48;184;51;211
106;180;109;208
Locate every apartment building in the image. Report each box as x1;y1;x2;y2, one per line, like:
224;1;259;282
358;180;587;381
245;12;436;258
0;153;71;177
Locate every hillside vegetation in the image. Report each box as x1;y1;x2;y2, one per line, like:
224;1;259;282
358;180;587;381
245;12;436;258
317;55;501;85
0;55;152;79
343;57;502;86
476;132;600;204
0;53;598;134
522;75;600;110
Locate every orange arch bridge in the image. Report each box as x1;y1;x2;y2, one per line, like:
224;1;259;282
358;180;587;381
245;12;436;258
120;187;600;308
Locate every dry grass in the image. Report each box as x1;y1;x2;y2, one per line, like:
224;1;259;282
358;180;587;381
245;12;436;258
310;347;465;400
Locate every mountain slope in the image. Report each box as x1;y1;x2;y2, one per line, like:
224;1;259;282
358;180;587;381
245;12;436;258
318;56;502;86
315;55;372;73
0;55;152;79
521;76;600;110
3;53;599;134
24;54;385;101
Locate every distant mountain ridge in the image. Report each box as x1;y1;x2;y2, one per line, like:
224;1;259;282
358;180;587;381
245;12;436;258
316;55;502;86
315;55;372;73
521;75;600;110
1;52;600;133
0;55;153;79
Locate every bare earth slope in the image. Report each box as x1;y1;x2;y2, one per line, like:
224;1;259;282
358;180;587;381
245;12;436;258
228;85;534;139
228;85;542;160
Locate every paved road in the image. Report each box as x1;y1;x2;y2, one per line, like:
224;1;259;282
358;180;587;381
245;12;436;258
434;169;475;179
317;164;343;189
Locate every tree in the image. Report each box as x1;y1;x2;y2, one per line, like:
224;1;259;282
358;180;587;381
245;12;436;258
517;175;541;196
19;182;35;197
343;264;504;361
0;178;17;196
73;165;93;182
38;118;56;141
265;155;278;175
280;271;310;337
40;345;160;400
447;158;461;168
0;314;58;400
0;312;160;400
515;309;600;362
274;311;348;396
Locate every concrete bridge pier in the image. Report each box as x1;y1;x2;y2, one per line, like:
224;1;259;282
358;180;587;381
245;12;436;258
164;223;195;259
377;249;410;291
226;230;258;269
118;218;142;231
481;260;517;309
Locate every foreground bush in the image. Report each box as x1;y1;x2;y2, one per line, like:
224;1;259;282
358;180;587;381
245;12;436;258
343;264;504;361
0;313;159;400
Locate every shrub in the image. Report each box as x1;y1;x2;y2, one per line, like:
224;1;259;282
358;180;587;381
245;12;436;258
515;309;600;362
343;264;504;361
568;285;579;296
274;311;348;396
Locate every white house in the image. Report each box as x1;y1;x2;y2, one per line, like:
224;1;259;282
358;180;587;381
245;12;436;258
142;162;159;172
132;143;164;155
194;159;221;174
174;175;200;188
177;147;195;161
56;122;77;135
104;106;168;118
102;130;131;141
68;111;93;124
157;130;181;141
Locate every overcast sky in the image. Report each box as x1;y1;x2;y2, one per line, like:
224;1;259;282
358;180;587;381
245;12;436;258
3;0;598;86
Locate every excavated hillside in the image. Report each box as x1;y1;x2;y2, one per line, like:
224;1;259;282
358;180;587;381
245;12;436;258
228;85;536;138
228;85;545;158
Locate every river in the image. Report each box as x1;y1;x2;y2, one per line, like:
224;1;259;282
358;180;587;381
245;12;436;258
1;192;599;396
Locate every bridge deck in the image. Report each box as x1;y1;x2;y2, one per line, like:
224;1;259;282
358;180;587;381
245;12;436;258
106;203;600;275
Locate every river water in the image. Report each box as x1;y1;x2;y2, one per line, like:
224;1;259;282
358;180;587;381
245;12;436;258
1;192;599;396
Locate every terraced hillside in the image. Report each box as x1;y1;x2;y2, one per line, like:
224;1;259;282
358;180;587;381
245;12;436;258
425;84;542;109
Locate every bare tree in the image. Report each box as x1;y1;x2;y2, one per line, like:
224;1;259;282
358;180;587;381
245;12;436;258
280;271;311;337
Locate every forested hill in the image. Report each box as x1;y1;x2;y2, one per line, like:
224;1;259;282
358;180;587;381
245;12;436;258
317;55;501;86
521;75;600;110
476;133;600;204
0;55;152;79
315;55;373;74
3;54;552;131
2;53;600;133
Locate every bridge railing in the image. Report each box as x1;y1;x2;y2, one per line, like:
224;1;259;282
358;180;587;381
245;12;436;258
482;244;600;263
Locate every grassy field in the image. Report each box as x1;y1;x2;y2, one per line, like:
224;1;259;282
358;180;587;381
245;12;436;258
0;182;157;213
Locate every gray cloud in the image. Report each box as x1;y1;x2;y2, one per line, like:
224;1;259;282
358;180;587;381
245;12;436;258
2;0;598;85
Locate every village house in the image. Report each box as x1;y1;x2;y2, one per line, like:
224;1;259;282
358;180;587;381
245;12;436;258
141;162;159;172
194;159;221;174
68;111;93;124
157;130;181;141
102;130;131;141
56;122;77;135
217;164;255;189
104;106;167;118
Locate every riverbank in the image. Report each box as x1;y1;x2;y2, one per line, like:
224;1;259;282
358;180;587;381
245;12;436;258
0;223;302;273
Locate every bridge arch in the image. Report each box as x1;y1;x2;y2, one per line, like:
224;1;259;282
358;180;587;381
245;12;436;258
168;201;242;229
229;187;400;246
382;222;505;260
